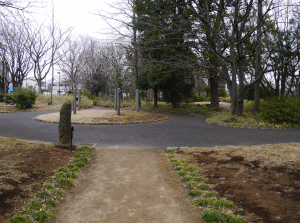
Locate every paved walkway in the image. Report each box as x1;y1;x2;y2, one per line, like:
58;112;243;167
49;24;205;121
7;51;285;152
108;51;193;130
0;109;299;148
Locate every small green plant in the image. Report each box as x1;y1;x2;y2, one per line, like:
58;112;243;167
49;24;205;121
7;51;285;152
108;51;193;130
45;199;56;208
58;167;68;173
33;210;49;222
168;155;175;159
11;87;37;109
186;182;198;188
55;172;65;179
26;200;42;212
43;183;54;190
66;172;77;179
182;176;193;182
174;166;182;171
192;198;211;206
193;176;204;182
9;216;29;223
202;209;223;222
190;172;200;177
170;159;178;162
205;191;219;198
179;159;186;163
177;171;188;176
199;184;210;190
188;189;203;197
171;162;181;167
225;214;247;223
36;190;50;199
56;178;75;189
53;189;62;197
183;165;198;172
164;149;174;153
212;198;235;210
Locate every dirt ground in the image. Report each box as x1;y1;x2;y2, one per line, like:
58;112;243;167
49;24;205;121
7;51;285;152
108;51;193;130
176;144;300;223
52;148;203;223
0;137;73;222
0;101;65;113
34;110;168;125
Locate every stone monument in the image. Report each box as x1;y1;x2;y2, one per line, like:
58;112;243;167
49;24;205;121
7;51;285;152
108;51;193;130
58;102;72;145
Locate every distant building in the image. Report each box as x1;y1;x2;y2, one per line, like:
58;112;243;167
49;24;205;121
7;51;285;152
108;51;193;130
24;78;47;92
47;81;71;95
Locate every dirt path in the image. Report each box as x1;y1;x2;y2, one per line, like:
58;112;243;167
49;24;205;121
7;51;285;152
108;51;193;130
53;148;202;223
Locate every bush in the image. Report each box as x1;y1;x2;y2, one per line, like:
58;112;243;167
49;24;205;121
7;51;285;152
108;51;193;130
0;93;5;102
219;88;227;97
260;96;300;125
11;87;37;109
192;94;207;102
3;94;15;104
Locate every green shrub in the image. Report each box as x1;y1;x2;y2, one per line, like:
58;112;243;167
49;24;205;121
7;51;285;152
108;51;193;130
11;87;37;109
0;93;5;102
219;88;227;97
9;216;29;223
4;94;14;104
164;149;174;153
192;94;207;102
260;96;300;125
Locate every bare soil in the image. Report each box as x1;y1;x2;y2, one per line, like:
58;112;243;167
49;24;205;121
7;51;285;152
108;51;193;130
0;137;73;222
52;148;203;223
176;144;300;223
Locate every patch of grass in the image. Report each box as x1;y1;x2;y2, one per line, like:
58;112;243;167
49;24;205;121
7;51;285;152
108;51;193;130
188;189;204;197
183;165;198;172
179;159;186;163
225;214;247;223
32;210;49;222
193;176;204;182
182;176;193;182
186;182;198;188
167;155;175;159
171;162;181;167
36;190;50;199
55;178;75;189
164;149;174;153
199;183;210;190
189;172;200;177
170;159;178;162
25;200;42;212
202;209;223;222
53;189;62;197
43;183;54;190
45;199;56;208
8;216;29;223
192;198;211;207
212;198;235;210
177;171;188;176
174;166;182;171
205;191;219;198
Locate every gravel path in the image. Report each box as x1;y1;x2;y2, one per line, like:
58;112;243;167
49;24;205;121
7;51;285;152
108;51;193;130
53;148;202;223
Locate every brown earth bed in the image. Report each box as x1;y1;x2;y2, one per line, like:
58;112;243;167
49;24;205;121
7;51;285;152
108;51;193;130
0;137;73;222
176;144;300;223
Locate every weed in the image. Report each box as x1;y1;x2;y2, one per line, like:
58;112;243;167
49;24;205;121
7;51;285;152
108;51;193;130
25;200;42;212
186;182;198;188
212;198;235;210
168;155;175;159
193;176;204;182
188;189;204;197
9;216;29;223
170;159;178;162
53;189;62;197
58;167;68;173
199;184;210;190
45;199;56;208
182;176;193;182
66;172;77;179
206;191;219;198
192;198;211;206
225;214;247;223
171;162;181;167
43;183;54;190
174;166;182;170
33;210;48;222
55;172;65;179
189;172;200;177
202;209;223;222
164;149;174;153
177;171;188;176
179;159;186;163
183;165;198;172
36;190;50;199
56;178;75;189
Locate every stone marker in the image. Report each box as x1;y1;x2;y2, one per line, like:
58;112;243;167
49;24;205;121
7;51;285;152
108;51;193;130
59;102;72;145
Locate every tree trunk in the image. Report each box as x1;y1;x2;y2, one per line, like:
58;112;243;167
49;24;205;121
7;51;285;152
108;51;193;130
210;75;219;109
154;88;158;108
254;0;262;112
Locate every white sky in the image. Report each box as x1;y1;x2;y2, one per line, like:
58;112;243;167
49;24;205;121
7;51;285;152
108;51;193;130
36;0;116;40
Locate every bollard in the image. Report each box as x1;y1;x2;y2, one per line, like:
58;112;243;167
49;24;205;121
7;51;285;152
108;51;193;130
78;90;81;111
73;88;76;114
114;89;117;110
136;89;139;112
70;126;74;151
117;88;120;115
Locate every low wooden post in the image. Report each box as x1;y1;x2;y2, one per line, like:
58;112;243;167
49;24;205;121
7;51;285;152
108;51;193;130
136;89;139;112
114;89;117;111
73;88;76;114
78;89;81;111
117;88;120;115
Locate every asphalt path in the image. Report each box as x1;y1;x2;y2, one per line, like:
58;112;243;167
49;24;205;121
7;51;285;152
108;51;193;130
0;109;299;149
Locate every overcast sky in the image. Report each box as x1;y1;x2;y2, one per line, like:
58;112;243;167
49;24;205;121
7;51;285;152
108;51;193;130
36;0;115;40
